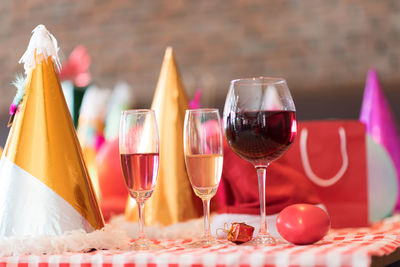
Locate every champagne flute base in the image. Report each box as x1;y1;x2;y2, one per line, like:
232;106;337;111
246;233;276;246
185;237;226;248
130;238;165;251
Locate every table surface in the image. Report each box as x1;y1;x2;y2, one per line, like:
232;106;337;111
2;216;400;267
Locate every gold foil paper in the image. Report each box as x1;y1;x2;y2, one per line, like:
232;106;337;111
2;57;104;234
125;47;202;225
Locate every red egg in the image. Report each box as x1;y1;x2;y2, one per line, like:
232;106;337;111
276;204;330;245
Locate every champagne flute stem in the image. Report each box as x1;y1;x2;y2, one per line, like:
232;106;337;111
202;198;212;240
256;165;269;235
137;200;146;240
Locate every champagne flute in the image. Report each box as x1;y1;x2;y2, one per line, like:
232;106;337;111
223;77;297;245
184;108;224;247
119;109;163;250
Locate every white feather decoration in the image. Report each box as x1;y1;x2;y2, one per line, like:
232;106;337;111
19;24;61;74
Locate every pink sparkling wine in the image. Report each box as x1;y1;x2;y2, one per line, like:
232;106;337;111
120;153;159;198
185;154;223;199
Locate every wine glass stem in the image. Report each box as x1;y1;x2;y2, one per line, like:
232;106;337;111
256;165;269;236
137;200;146;240
202;198;212;240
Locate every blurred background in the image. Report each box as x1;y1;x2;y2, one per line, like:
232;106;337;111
0;0;399;145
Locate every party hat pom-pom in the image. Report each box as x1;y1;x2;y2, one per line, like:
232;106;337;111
19;24;61;73
8;74;25;127
58;45;91;87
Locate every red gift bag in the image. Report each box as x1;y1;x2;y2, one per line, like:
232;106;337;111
284;120;368;228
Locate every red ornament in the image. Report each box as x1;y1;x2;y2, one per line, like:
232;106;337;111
276;204;330;245
227;223;255;244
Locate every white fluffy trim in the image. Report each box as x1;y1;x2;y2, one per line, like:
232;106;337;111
0;224;130;257
0;217;204;256
19;24;61;73
110;215;204;239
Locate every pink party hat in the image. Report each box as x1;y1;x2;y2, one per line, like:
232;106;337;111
189;89;202;109
360;68;400;209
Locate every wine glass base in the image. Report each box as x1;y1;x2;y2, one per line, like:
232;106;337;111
130;239;165;251
185;237;226;248
246;233;276;246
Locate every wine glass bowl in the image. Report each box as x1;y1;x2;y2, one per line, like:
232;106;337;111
119;109;163;250
184;108;224;247
223;77;297;245
224;110;296;166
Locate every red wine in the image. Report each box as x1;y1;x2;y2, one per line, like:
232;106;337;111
120;153;159;197
224;110;296;165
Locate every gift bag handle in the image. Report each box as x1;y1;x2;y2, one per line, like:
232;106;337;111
300;127;349;187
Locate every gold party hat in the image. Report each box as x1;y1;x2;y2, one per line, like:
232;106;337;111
0;25;104;237
125;47;202;225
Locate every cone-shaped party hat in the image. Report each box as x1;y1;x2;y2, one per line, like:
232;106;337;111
125;47;202;225
0;25;104;237
360;68;400;209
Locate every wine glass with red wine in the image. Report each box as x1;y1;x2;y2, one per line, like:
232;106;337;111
223;77;297;245
184;108;224;247
119;109;163;250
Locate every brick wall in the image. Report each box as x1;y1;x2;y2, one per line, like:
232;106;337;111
0;0;399;121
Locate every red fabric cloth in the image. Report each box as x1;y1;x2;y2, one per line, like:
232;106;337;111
215;137;320;215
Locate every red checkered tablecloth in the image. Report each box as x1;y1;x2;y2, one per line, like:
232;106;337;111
2;216;400;267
